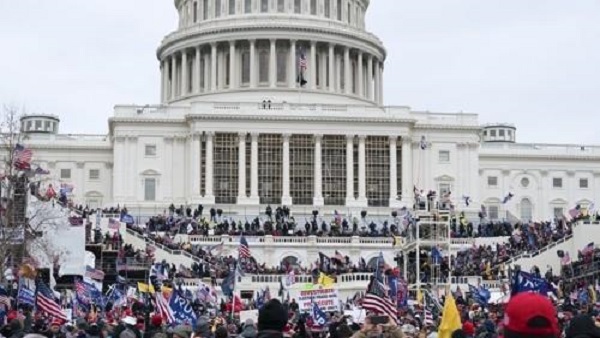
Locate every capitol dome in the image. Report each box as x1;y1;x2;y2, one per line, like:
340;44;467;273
157;0;386;106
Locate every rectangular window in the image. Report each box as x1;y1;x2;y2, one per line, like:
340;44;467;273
580;178;589;189
438;150;450;163
277;0;285;12
144;178;156;201
310;0;317;14
261;0;269;12
259;50;269;83
336;0;342;20
324;0;330;17
145;144;157;156
499;129;505;136
276;49;288;83
439;183;451;195
229;0;236;14
193;1;198;22
245;0;252;13
488;206;499;220
487;176;498;187
553;177;563;188
294;0;301;13
203;0;208;19
553;207;564;218
347;3;351;22
490;130;496;137
241;51;250;84
508;130;512;136
60;169;71;179
89;169;100;180
215;0;222;17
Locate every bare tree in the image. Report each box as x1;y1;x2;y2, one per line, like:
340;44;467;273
0;105;71;282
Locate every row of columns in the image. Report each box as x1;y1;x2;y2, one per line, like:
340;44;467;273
160;39;384;104
189;133;413;206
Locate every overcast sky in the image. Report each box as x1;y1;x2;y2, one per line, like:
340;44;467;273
0;0;599;144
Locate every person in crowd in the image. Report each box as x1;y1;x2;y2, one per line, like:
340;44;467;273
503;293;559;338
257;299;289;338
239;319;257;338
351;315;403;338
565;315;600;338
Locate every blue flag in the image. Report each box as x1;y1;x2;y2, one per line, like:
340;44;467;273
511;270;553;296
468;284;491;307
17;280;35;306
169;292;198;327
311;302;328;326
120;214;134;224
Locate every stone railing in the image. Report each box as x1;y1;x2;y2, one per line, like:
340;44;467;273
180;234;395;248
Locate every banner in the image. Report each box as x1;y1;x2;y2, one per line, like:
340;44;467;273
240;310;258;324
289;285;339;312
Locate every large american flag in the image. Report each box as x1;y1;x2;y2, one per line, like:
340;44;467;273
36;280;67;322
362;278;398;324
154;291;174;324
238;236;251;259
13;144;32;169
108;218;120;230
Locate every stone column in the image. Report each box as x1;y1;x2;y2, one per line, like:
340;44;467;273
345;135;355;204
310;41;317;90
313;134;324;206
282;134;292;205
195;46;202;93
378;61;384;104
210;43;218;91
229;41;236;89
357;135;367;204
401;137;414;206
269;39;277;87
250;39;257;88
335;54;342;92
160;60;166;102
250;133;259;204
190;133;201;199
238;133;247;201
374;59;380;104
170;55;177;99
357;51;363;97
328;44;335;92
389;136;401;207
204;132;214;200
203;53;210;92
367;55;373;101
289;40;297;88
182;51;188;96
344;47;351;94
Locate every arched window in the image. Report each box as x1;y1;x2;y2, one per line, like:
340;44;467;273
258;50;269;83
520;198;533;221
281;256;299;268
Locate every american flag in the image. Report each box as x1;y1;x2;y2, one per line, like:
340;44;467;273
13;144;33;170
423;309;434;326
69;217;83;226
238;236;251;258
362;278;398;324
154;291;174;324
0;286;10;308
108;218;120;230
85;266;105;281
36;280;67;322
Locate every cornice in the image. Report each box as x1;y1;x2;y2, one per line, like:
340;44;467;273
479;153;600;161
413;124;482;132
158;24;385;61
183;113;415;124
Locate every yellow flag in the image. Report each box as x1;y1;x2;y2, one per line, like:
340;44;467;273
417;290;423;304
137;282;155;293
318;272;335;286
438;294;462;338
590;285;597;304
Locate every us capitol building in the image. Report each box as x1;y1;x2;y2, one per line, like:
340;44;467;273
21;0;599;222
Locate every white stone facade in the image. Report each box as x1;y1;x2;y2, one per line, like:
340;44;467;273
15;0;600;222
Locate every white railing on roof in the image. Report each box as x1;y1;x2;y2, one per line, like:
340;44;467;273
481;142;600;156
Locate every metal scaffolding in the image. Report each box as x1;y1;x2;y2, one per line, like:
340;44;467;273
401;201;452;307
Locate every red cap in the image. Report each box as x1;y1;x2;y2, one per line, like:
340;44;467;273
503;293;559;337
462;321;475;335
151;315;163;327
